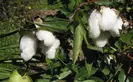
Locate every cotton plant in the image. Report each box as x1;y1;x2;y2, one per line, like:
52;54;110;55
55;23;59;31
20;17;60;61
88;6;123;47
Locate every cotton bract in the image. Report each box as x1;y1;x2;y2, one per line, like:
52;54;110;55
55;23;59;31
88;6;123;47
20;33;37;61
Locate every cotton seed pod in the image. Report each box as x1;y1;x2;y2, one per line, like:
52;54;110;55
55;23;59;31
36;30;56;47
99;7;118;31
20;34;37;61
94;32;110;47
88;9;101;39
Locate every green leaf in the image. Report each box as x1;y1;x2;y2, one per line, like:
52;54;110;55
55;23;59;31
95;0;112;6
120;33;133;45
37;19;71;33
90;77;104;82
118;69;125;82
73;24;84;64
36;79;50;82
58;70;72;80
0;44;19;50
83;80;95;82
120;29;133;45
87;45;103;53
102;67;110;75
76;67;88;80
85;63;98;77
0;72;10;79
114;40;122;50
85;63;93;77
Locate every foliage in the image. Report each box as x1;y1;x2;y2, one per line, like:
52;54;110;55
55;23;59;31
0;0;133;82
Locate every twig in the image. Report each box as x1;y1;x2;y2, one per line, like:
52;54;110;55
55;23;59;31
125;66;132;82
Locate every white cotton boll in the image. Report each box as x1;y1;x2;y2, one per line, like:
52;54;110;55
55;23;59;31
20;34;37;61
36;30;56;47
88;9;101;39
110;17;123;37
94;32;110;47
99;7;118;31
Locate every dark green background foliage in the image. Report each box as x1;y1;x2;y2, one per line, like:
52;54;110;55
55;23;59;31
0;0;133;82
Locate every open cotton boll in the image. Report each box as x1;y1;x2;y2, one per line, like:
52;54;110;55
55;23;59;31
94;32;111;47
110;17;123;37
20;34;37;61
36;30;56;47
99;7;118;31
88;9;101;39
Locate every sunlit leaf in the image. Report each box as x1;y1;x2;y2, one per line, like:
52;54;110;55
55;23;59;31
73;24;84;64
90;77;104;82
58;70;72;80
85;63;98;77
37;19;71;33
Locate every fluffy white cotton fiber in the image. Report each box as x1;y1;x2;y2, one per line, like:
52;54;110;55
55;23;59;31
20;17;61;61
110;17;123;37
99;7;118;31
40;38;60;59
89;9;101;39
20;33;37;61
34;17;60;59
94;32;110;47
36;30;56;47
88;6;123;47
